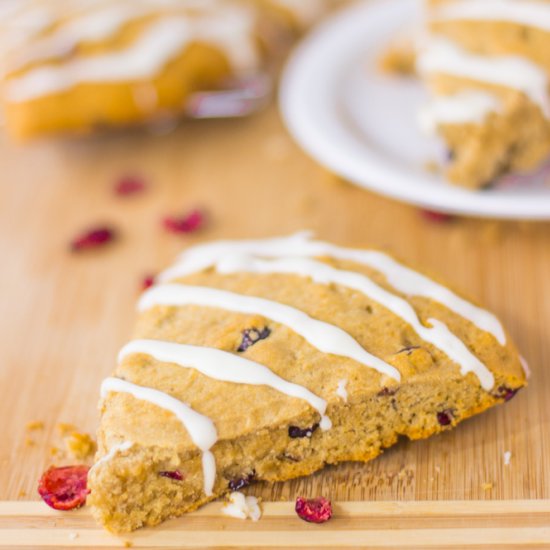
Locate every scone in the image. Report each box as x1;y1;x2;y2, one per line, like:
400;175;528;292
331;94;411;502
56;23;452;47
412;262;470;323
0;0;342;140
416;0;550;188
88;232;527;533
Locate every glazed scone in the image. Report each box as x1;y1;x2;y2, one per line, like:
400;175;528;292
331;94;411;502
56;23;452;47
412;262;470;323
416;0;550;188
88;232;527;533
0;0;344;140
0;0;264;140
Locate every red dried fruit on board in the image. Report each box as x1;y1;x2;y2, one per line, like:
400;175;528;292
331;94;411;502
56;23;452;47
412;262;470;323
295;496;332;524
70;227;115;252
38;465;90;510
420;209;455;223
159;470;184;481
114;176;146;196
163;209;204;234
437;410;453;426
141;274;155;291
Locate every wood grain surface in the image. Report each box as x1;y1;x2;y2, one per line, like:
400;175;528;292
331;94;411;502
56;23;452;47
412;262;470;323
1;104;549;546
1;500;550;548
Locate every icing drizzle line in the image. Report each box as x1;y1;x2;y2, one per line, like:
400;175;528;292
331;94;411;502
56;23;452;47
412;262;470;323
119;339;332;430
159;232;506;345
5;7;259;103
211;255;494;391
138;284;400;380
417;38;550;119
100;377;217;495
431;0;550;33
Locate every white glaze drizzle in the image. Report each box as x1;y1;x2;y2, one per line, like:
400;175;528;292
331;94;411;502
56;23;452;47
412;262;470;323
210;256;495;390
160;232;506;346
119;338;333;429
418;89;501;135
100;376;217;495
5;7;259;103
138;284;400;381
90;441;134;472
336;379;348;402
6;3;162;72
417;38;550;118
519;355;531;379
431;0;550;33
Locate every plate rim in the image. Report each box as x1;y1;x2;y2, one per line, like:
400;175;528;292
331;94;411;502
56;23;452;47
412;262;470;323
279;0;550;220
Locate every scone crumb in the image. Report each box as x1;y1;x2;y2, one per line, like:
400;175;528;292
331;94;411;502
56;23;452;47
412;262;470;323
26;420;44;431
68;532;79;540
50;446;60;456
222;492;262;521
18;490;27;497
379;41;416;75
423;160;441;174
481;482;494;491
503;451;512;466
64;432;97;461
24;437;35;447
57;423;77;436
123;542;133;548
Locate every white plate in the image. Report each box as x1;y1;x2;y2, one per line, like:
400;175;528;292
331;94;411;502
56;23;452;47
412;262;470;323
279;0;550;219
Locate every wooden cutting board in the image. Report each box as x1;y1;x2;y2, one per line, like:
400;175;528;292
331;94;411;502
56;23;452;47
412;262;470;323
1;105;549;548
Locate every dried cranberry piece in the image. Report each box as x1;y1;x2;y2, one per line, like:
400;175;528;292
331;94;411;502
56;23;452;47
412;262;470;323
397;346;420;355
437;410;453;426
420;209;455;223
163;209;204;234
228;471;256;491
70;227;115;252
237;327;271;352
159;470;184;481
495;386;520;402
141;274;155;291
295;496;332;524
114;176;146;196
38;465;90;511
288;424;319;439
377;387;397;397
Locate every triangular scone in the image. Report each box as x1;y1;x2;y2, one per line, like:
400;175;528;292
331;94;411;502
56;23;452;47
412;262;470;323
417;0;550;188
88;232;527;533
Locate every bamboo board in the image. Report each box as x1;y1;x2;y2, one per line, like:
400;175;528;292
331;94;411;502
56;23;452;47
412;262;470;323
1;500;550;548
1;105;549;547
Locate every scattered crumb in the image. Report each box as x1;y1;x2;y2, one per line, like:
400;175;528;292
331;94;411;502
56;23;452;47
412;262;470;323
222;492;262;521
26;420;44;431
68;532;79;540
434;466;441;474
57;423;77;436
423;160;441;174
504;451;512;466
50;446;60;456
123;542;133;548
64;432;97;461
18;490;27;497
336;379;348;402
481;482;493;491
379;40;417;75
24;437;35;447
